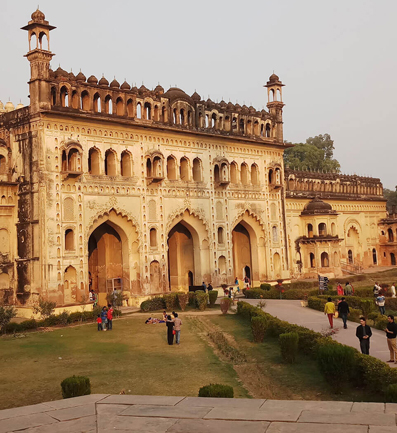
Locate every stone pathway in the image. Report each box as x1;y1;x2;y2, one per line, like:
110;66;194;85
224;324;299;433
1;394;397;432
246;299;396;366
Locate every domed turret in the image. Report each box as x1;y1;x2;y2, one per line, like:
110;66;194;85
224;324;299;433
191;91;201;102
87;75;98;84
16;103;24;110
269;73;279;83
75;71;86;82
110;78;120;89
301;197;337;215
31;8;45;22
5;101;15;112
54;67;69;79
154;84;164;94
139;84;149;95
98;76;109;86
163;87;193;104
0;101;4;112
121;81;131;90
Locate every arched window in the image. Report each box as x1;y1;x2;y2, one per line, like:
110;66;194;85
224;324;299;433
173;109;178;124
81;91;90;111
150;228;157;247
310;253;315;268
105;150;117;176
321;252;329;267
260;124;264;137
167;156;177;180
136;102;142;119
60;86;68;107
162;106;167;122
218;227;224;244
275;168;281;184
241;163;249;185
214;165;220;183
251;164;258;185
211;113;217;128
239;119;245;133
153;156;163;178
253;121;259;136
308;224;313;238
67;148;80;172
65;229;74;251
219;255;226;275
388;228;394;242
51;87;56;105
0;155;6;174
391;253;396;266
144;102;151;120
88;148;100;175
93;93;101;113
120;151;132;177
104;95;112;114
180;109;185;125
146;158;152;177
180;157;189;181
154;105;159;121
192;158;202;182
127;99;134;117
373;248;377;265
348;249;353;264
230;162;238;184
205;114;209;128
232;117;237;131
334;251;339;266
318;223;327;237
268;169;274;184
266;123;271;137
272;226;278;243
71;90;79;109
116;97;124;116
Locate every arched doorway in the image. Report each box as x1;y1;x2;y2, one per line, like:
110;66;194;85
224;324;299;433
64;266;77;304
168;222;194;291
232;223;252;282
88;222;124;302
372;248;377;265
150;261;161;293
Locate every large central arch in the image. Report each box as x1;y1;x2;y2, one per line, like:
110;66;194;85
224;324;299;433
167;210;209;291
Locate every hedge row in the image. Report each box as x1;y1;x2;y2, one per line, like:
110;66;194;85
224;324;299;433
3;306;120;334
237;301;397;398
140;290;218;312
244;288;336;300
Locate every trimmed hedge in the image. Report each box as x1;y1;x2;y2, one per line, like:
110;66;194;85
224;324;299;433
140;296;166;312
208;290;218;307
61;375;91;399
177;293;188;311
196;291;209;311
198;384;234;398
260;283;272;291
251;316;267;342
163;293;178;310
279;332;299;363
385;384;397;403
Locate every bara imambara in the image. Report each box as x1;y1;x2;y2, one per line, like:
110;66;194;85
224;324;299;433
0;10;396;307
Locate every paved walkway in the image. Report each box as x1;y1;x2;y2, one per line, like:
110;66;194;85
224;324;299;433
1;394;397;432
246;299;395;366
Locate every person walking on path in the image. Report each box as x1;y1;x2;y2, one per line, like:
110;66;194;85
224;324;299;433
173;313;182;344
376;294;386;315
107;304;114;330
356;317;372;355
391;283;396;298
344;282;353;296
324;297;336;329
100;306;108;332
166;315;174;345
385;315;397;363
337;297;350;329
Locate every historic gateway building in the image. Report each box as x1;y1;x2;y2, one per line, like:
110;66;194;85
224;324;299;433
0;10;395;307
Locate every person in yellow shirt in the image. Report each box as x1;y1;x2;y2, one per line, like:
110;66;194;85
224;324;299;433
324;297;336;329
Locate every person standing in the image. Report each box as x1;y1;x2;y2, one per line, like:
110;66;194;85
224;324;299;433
107;304;114;330
337;283;344;296
373;282;380;298
207;283;213;291
344;282;353;296
166;315;174;345
324;297;336;329
173;313;182;345
385;315;397;363
376;294;386;315
202;281;207;292
337;297;350;329
391;283;396;298
96;314;102;331
100;306;108;332
356;317;372;355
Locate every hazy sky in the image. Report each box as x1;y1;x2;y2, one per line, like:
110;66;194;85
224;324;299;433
1;0;396;189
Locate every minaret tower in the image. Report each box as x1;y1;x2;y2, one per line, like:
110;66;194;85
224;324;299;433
21;9;56;113
264;73;285;142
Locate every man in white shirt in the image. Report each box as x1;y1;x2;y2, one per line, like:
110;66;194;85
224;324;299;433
391;283;396;298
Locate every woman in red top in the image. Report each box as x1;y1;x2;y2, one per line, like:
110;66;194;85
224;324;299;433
107;304;114;330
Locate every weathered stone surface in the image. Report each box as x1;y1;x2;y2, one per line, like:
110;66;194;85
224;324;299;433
0;413;58;433
168;418;270;433
266;422;368;432
99;395;185;406
0;403;51;421
385;404;397;414
98;416;177;433
261;400;352;413
176;397;266;409
46;403;96;421
298;411;396;426
204;407;301;422
368;427;397;432
351;402;385;413
120;404;211;419
17;415;96;433
42;394;109;409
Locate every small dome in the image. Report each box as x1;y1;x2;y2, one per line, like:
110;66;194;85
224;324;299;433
54;67;69;79
139;84;149;95
16;103;24;110
31;8;45;22
110;78;120;89
163;87;193;104
191;91;201;102
87;75;98;84
99;76;109;86
227;102;234;110
130;86;138;94
242;105;249;113
68;71;75;80
75;72;86;82
301;197;336;215
269;73;280;83
0;101;4;110
154;84;164;94
234;103;241;111
219;100;227;108
121;81;131;90
249;105;256;114
206;98;214;108
5;101;15;112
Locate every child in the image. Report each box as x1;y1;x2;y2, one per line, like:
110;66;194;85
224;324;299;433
101;306;108;331
107;304;114;330
96;314;102;331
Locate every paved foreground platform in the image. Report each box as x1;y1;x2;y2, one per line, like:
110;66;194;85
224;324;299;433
1;395;397;432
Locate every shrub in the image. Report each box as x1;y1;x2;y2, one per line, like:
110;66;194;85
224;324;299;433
237;301;254;319
360;299;374;318
0;306;17;333
164;293;178;311
308;296;326;311
177;293;188;311
354;287;374;298
251;316;267;342
260;283;272;291
140;296;165;312
61;376;91;399
244;288;278;299
349;308;362;322
317;342;356;390
356;353;396;393
220;297;232;314
58;311;70;326
279;332;299;363
198;384;234;398
385;384;397;403
196;292;209;311
33;297;56;318
374;315;389;331
188;292;197;307
386;298;397;311
208;290;218;307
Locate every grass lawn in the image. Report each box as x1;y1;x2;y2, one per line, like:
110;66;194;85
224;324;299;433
0;315;248;409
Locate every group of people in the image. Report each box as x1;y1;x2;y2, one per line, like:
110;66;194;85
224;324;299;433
324;296;397;360
96;305;113;331
336;282;354;296
164;311;182;345
201;282;213;292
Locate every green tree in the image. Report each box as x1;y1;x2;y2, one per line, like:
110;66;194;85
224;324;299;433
284;133;341;173
384;187;397;214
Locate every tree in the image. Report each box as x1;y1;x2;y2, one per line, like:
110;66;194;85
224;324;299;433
384;187;397;214
284;133;341;173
